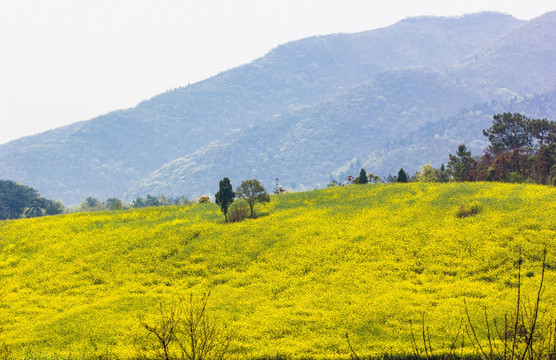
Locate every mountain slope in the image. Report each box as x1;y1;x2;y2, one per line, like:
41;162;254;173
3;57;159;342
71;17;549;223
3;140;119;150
132;12;556;197
130;67;483;196
451;10;556;95
0;13;522;204
361;87;556;178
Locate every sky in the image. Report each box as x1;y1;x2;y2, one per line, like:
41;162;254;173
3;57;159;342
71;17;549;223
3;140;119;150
0;1;555;145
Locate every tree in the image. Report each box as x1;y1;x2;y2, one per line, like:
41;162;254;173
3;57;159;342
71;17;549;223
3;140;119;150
43;199;65;215
133;197;147;208
438;163;450;182
79;197;104;211
527;118;556;150
146;195;161;207
483;113;531;154
397;168;408;183
357;169;368;184
24;198;44;218
215;178;235;222
385;174;398;183
236;179;270;217
415;163;439;182
139;293;233;360
367;173;382;183
448;144;474;181
0;180;41;219
173;196;192;206
106;198;123;210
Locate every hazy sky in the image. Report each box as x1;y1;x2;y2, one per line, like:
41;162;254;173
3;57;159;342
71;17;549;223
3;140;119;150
1;1;554;145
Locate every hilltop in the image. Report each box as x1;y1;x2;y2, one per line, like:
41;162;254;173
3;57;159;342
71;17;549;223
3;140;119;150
0;183;554;357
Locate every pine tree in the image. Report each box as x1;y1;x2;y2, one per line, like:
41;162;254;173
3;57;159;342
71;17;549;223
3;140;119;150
448;144;474;181
397;168;408;183
215;177;235;222
358;168;368;184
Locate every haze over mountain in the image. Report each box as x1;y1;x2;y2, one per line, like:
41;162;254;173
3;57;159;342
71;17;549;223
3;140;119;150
1;11;555;204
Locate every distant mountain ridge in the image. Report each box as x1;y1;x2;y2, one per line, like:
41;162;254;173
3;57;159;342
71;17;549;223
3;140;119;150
2;11;555;204
130;11;556;197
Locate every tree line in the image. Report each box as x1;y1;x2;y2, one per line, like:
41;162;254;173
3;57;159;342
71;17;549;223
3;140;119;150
76;194;194;212
338;113;556;185
3;113;552;221
0;180;64;220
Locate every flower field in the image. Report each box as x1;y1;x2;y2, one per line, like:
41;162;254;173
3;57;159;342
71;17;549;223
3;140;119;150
0;183;554;358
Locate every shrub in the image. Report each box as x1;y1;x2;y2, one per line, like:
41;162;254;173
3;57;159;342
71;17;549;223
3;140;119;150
456;202;482;218
197;196;210;204
227;200;249;223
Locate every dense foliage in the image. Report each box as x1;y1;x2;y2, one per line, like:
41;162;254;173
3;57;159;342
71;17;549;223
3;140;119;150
0;180;64;220
448;113;556;184
0;183;553;358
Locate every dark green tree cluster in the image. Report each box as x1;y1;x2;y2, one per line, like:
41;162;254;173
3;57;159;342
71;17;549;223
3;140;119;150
415;113;556;184
215;178;270;221
0;179;64;220
479;113;556;184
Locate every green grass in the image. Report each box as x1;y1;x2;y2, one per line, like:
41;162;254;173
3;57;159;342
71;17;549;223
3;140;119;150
0;183;554;358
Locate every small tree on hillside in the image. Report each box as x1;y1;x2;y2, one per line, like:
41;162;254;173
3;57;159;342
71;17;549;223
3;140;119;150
397;168;408;183
416;163;439;182
236;179;270;217
106;198;123;210
215;177;235;222
448;144;474;181
357;169;368;184
367;173;382;183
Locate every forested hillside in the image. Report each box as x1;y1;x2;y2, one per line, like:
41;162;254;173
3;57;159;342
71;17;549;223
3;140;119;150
130;11;556;198
0;12;534;204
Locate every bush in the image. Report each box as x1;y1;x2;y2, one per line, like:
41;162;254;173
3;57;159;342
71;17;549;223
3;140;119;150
197;196;210;204
227;200;249;223
456;202;482;218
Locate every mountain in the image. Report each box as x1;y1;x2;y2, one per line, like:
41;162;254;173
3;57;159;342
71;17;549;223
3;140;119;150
361;87;556;179
130;11;556;197
451;11;556;95
129;67;482;196
0;12;525;204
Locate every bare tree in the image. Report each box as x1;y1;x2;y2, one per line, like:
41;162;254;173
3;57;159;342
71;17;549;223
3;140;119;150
140;302;180;360
139;292;234;360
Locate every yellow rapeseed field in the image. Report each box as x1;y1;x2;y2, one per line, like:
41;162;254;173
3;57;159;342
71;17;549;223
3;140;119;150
0;182;554;358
